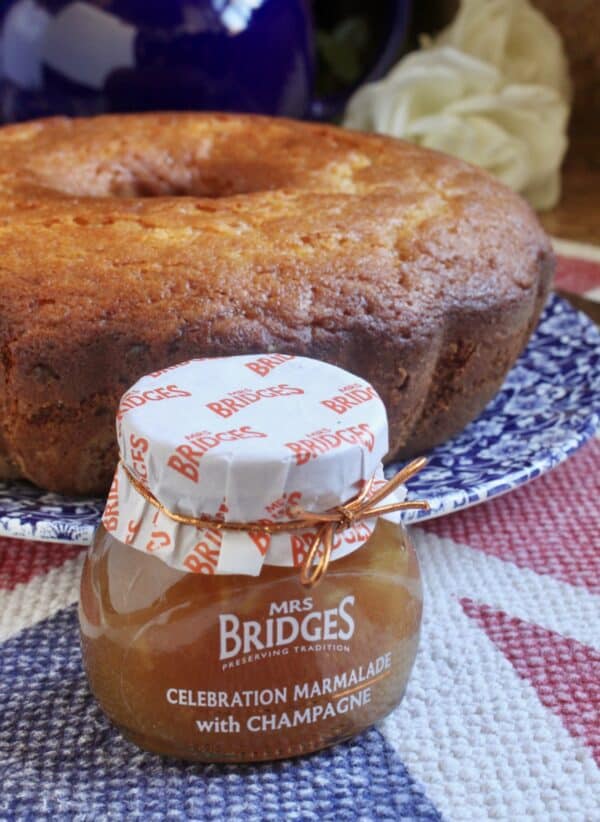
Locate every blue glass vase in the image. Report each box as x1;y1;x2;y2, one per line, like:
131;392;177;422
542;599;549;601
0;0;411;123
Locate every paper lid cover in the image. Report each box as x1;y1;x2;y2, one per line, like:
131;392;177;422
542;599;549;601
103;354;400;575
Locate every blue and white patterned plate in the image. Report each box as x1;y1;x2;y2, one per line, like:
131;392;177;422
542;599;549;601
0;295;598;544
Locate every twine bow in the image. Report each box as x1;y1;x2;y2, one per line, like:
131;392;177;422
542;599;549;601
294;457;429;585
119;457;430;587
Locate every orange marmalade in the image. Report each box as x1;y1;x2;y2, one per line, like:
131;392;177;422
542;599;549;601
79;354;426;762
80;518;421;761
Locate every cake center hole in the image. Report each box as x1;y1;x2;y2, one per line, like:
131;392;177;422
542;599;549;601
36;156;287;200
109;163;277;198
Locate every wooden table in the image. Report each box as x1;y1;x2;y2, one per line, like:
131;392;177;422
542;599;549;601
540;125;600;245
539;124;600;323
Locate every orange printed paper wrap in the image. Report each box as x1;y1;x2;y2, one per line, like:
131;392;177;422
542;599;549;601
103;355;404;575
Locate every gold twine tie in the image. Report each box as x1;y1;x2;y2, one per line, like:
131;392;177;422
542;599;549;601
119;457;430;587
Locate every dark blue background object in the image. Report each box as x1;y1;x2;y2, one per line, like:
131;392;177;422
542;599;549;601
0;0;412;123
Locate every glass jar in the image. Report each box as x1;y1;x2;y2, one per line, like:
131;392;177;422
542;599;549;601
80;516;421;762
78;353;427;762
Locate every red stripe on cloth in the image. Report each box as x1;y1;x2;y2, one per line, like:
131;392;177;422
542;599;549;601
555;255;600;295
0;538;85;591
461;599;600;765
423;440;600;593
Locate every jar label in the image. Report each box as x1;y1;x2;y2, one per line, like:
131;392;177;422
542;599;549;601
148;587;417;752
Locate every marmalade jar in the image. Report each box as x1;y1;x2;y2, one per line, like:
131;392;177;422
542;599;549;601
79;354;425;762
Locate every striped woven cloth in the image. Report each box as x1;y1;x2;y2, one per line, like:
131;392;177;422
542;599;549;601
1;240;598;821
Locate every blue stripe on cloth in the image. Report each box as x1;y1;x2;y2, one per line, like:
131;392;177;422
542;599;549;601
0;605;442;821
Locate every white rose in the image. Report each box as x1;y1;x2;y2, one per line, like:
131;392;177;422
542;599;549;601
427;0;571;101
344;47;568;209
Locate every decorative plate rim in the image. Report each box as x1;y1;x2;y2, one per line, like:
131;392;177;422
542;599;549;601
399;415;599;523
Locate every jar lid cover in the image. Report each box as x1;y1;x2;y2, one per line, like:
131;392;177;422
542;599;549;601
103;354;402;575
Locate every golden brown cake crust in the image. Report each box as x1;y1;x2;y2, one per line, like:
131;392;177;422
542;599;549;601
0;113;553;495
